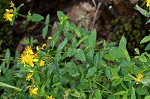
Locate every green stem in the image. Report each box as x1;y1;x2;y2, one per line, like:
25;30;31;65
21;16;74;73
141;67;150;73
94;81;112;94
17;13;53;27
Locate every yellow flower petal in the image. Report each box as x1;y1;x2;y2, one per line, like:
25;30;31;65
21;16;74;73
40;60;45;66
47;95;54;99
29;87;38;95
42;43;46;49
3;11;13;22
33;59;39;62
146;0;150;7
20;46;39;67
10;1;14;7
36;46;39;51
135;73;143;84
26;73;33;81
48;36;52;40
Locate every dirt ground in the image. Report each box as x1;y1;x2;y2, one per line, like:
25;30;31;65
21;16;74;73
1;0;150;56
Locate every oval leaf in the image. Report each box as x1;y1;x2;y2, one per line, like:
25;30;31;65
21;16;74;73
140;36;150;44
86;67;97;78
75;49;86;61
30;13;44;22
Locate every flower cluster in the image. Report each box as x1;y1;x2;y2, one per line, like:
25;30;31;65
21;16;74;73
20;46;38;67
135;73;143;84
3;1;14;22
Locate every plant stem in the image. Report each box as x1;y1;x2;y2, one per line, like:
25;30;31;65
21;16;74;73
94;81;112;94
17;13;53;27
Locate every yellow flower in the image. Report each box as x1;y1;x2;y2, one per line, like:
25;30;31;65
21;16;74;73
146;0;150;7
135;74;143;84
20;46;38;67
10;1;14;7
6;9;14;13
3;9;14;22
40;60;45;66
29;70;34;73
24;46;34;55
48;36;52;40
47;95;54;99
36;46;40;51
29;87;38;95
26;73;33;81
42;43;46;49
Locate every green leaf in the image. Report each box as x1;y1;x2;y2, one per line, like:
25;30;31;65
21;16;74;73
145;95;150;99
71;37;77;48
88;30;96;49
86;49;94;63
135;5;150;17
16;3;24;11
123;90;128;99
64;32;73;39
4;49;10;72
119;36;130;61
42;14;50;39
131;87;136;99
5;48;10;60
75;28;81;38
112;78;122;86
86;67;97;78
114;91;126;95
66;48;76;57
139;54;147;62
0;82;21;91
134;48;140;54
146;19;150;24
145;43;150;50
55;51;61;62
105;66;111;79
76;35;89;47
17;92;30;98
52;31;61;47
75;49;86;61
119;36;127;49
121;49;130;61
70;90;81;97
57;38;68;52
107;95;115;99
34;73;40;84
65;62;79;77
42;27;48;39
123;75;134;81
141;77;150;86
110;47;125;59
120;60;134;68
57;11;67;21
135;87;145;95
94;53;100;66
95;89;102;99
140;35;150;44
47;63;55;77
110;67;119;78
29;13;44;22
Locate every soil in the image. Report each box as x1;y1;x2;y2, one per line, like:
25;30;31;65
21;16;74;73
1;0;150;56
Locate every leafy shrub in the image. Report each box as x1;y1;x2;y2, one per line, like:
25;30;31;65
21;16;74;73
1;1;150;99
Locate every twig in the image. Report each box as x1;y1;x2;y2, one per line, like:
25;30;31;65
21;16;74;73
89;2;101;31
92;0;96;7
